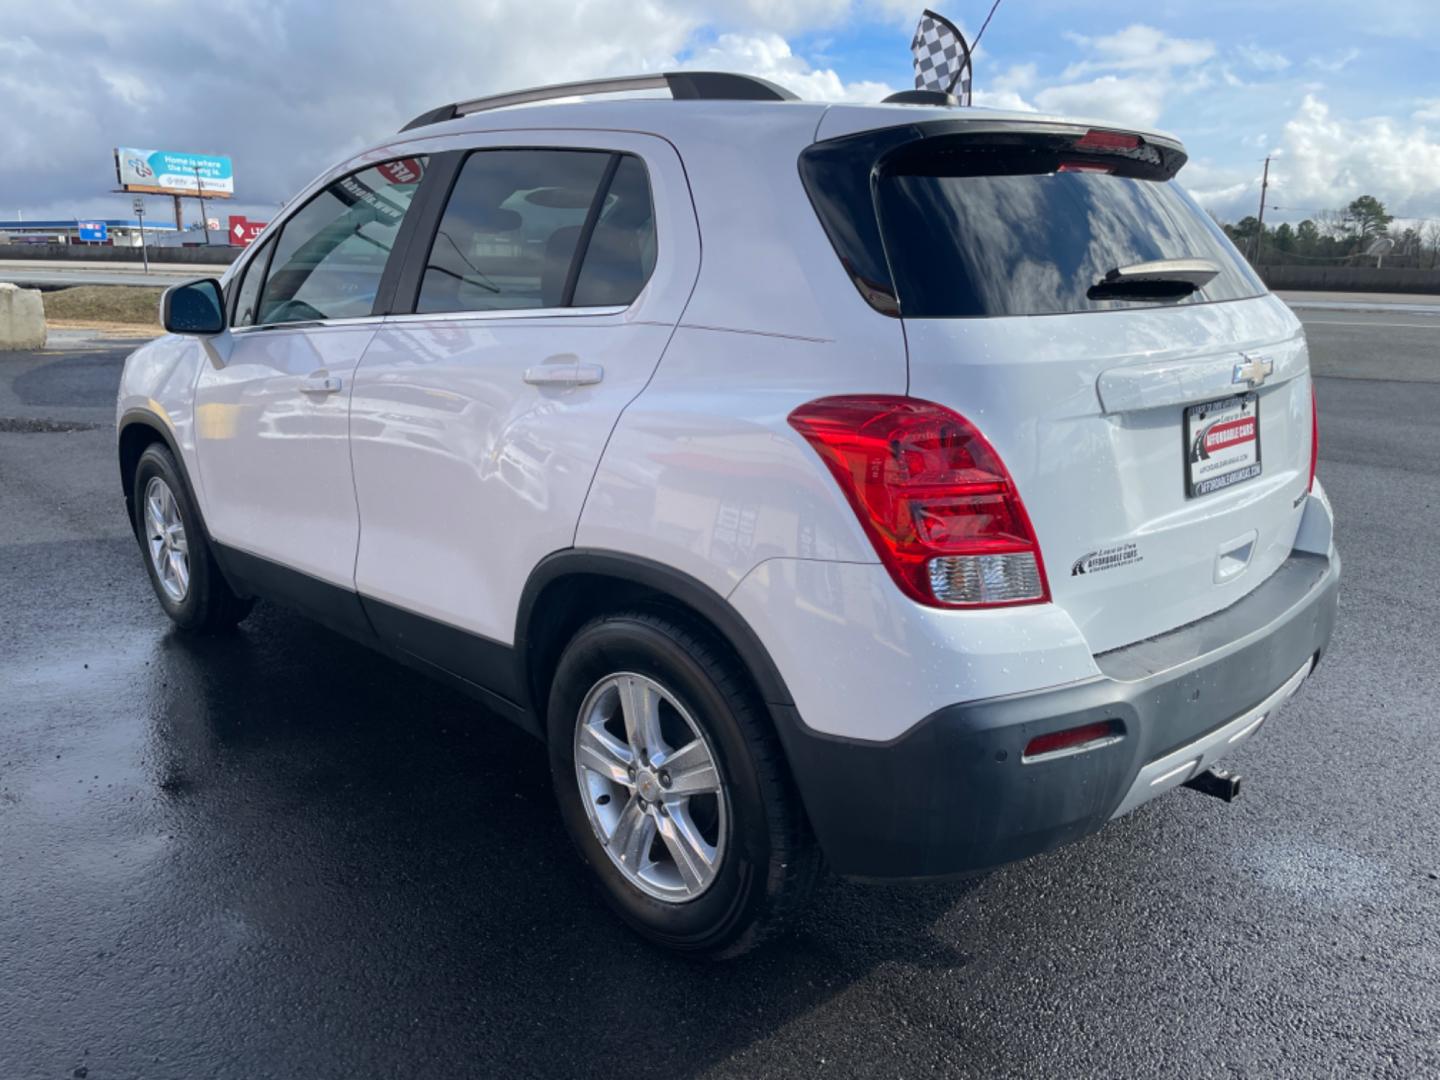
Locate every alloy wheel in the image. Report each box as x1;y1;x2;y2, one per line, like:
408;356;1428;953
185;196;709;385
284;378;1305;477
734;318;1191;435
143;476;190;603
573;672;728;902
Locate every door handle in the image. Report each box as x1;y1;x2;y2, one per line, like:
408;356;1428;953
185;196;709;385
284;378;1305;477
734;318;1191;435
523;361;604;387
300;374;343;395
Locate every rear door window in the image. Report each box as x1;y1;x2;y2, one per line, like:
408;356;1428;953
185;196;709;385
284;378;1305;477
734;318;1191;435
255;157;428;325
879;139;1265;318
572;155;657;307
415;149;655;314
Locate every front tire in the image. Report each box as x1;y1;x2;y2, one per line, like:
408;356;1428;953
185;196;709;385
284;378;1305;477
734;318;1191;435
132;443;252;632
547;610;820;959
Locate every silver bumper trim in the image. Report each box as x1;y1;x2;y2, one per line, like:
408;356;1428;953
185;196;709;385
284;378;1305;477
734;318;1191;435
1110;657;1313;819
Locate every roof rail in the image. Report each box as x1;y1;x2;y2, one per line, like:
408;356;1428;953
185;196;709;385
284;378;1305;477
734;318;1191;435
399;71;799;132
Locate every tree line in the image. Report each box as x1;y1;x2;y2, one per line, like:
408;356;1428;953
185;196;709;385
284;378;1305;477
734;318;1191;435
1215;195;1440;268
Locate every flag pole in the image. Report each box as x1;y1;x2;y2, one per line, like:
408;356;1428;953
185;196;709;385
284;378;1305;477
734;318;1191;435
972;0;1003;49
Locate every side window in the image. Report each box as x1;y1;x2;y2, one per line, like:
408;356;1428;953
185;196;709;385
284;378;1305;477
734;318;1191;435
230;239;272;328
572;155;656;307
416;149;616;314
256;156;428;325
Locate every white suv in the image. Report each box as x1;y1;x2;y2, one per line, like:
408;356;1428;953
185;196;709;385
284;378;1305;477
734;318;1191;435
118;72;1339;957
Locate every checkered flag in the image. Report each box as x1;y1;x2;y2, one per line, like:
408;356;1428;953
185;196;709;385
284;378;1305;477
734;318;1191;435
911;8;972;104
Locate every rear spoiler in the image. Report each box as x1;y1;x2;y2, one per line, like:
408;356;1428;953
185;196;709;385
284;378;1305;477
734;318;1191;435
863;122;1188;180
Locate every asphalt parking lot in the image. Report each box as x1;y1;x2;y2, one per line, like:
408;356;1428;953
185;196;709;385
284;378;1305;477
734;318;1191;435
2;305;1438;1079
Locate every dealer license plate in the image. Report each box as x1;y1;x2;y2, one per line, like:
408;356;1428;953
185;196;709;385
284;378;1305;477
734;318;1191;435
1185;392;1261;498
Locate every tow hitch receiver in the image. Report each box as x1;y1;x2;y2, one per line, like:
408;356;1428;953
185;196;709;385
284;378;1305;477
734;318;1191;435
1182;766;1243;803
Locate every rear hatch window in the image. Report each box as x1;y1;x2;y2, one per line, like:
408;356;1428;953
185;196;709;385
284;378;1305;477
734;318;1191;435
802;126;1266;318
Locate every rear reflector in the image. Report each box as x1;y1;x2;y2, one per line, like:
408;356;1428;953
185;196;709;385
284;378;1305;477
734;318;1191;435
787;396;1050;609
1075;129;1141;152
1023;720;1122;761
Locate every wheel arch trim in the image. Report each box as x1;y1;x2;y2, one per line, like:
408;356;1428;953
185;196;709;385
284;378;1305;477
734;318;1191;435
515;549;797;719
117;408;211;544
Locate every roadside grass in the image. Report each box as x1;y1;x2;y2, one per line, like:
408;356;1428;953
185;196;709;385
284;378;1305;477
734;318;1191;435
42;285;164;331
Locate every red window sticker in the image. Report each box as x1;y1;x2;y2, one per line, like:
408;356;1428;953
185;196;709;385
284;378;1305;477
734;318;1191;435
376;158;424;186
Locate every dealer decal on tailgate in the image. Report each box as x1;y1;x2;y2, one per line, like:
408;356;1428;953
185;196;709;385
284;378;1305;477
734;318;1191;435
1186;392;1261;498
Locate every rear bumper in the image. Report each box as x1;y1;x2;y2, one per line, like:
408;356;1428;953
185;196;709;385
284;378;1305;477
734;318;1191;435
772;548;1340;880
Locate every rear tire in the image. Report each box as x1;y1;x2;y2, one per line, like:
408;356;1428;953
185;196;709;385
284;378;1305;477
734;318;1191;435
547;610;820;958
132;443;252;632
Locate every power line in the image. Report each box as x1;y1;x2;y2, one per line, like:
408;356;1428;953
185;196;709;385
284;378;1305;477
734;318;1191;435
1260;249;1366;262
1267;205;1440;225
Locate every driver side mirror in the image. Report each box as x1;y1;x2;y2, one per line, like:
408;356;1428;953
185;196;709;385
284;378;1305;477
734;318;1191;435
162;278;226;335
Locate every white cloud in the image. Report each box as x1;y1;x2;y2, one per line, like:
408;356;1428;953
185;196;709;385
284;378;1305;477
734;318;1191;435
971;89;1038;113
683;32;892;102
1415;99;1440;124
1276;94;1440;215
1061;25;1214;79
1033;24;1215;132
1306;48;1361;73
964;64;1040;112
687;0;913;33
1033;76;1166;129
992;63;1038;93
1236;44;1290;72
1186;94;1440;223
1178;158;1258;217
98;68;159;110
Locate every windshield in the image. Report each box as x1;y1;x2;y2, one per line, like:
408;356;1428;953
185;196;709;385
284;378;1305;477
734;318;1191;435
877;141;1265;318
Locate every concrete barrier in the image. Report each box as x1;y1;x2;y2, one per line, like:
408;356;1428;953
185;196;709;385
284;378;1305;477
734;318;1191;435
0;243;242;266
1259;265;1440;295
0;283;46;350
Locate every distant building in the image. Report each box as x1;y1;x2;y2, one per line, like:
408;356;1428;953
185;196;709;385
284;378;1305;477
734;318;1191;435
0;219;179;247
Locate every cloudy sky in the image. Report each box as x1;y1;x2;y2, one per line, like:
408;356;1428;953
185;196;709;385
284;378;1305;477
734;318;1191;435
2;0;1437;230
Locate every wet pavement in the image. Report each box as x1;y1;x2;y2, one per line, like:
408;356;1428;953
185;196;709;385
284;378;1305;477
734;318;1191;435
2;317;1438;1079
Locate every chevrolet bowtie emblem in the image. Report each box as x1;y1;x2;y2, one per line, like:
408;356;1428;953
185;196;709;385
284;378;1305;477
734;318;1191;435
1233;354;1274;388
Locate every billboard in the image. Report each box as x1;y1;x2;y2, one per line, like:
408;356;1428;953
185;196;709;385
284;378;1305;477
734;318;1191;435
77;221;108;242
115;148;234;198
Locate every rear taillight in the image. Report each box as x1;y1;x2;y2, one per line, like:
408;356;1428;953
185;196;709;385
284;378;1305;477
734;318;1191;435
1309;381;1319;492
787;396;1050;608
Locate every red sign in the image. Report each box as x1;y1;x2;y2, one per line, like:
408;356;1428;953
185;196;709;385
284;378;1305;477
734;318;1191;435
227;215;267;246
1201;416;1257;454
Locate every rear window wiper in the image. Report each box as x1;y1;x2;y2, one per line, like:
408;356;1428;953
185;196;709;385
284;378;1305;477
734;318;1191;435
1088;258;1220;301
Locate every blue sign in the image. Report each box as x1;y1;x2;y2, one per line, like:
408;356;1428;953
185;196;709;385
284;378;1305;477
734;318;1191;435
77;221;108;242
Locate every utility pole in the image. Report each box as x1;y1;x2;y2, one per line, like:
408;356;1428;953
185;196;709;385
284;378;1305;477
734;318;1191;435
1253;156;1270;264
193;165;211;245
134;196;149;275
